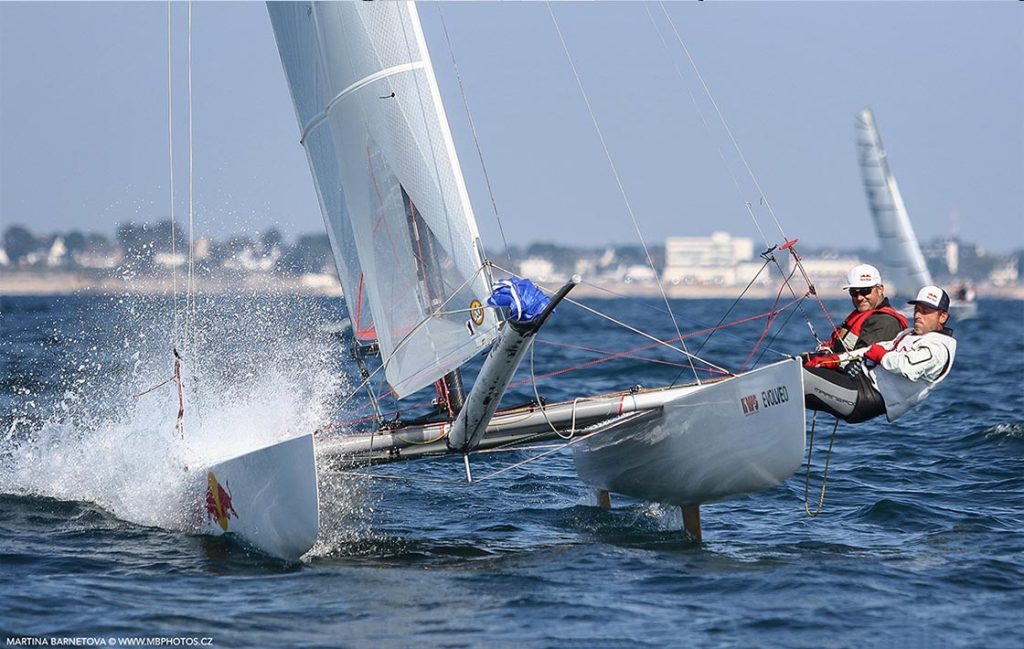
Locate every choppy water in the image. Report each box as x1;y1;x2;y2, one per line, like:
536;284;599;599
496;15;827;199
2;292;1022;648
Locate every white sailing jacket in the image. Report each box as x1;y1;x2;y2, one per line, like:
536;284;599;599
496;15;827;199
867;329;957;421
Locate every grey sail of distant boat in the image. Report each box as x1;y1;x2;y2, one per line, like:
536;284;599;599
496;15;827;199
855;107;932;296
265;1;808;541
855;107;977;318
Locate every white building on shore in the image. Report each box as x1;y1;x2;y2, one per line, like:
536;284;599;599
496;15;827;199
791;254;861;291
663;232;767;287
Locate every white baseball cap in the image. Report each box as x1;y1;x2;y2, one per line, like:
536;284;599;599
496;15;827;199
842;263;883;289
908;285;950;312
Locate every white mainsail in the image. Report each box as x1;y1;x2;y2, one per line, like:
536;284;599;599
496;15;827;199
268;2;498;398
855;107;932;295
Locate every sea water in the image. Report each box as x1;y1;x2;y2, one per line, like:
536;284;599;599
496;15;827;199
1;293;1021;648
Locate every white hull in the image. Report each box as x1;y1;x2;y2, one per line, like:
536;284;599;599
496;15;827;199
199;434;319;560
572;359;805;506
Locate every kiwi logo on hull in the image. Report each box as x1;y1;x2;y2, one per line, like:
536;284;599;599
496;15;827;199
740;385;790;415
740;393;759;415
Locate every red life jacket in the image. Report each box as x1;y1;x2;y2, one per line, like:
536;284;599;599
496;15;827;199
830;305;908;352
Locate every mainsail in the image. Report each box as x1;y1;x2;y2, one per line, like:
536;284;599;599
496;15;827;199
266;1;809;540
855;107;932;295
268;2;498;398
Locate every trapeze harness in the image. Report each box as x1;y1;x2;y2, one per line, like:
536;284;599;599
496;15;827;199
829;303;908;352
804;328;956;424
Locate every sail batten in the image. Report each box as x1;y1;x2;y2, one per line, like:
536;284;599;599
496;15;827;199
300;61;426;145
268;1;499;399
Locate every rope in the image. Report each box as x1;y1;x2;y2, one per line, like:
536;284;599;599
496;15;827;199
435;4;512;264
545;3;700;386
529;338;575;440
803;412;840;517
174;350;185;439
752;288;808;370
786;244;843;345
133;375;177;399
473;420;620;483
737;275;794;373
343;471;454;485
672;255;775;388
131;350;185;439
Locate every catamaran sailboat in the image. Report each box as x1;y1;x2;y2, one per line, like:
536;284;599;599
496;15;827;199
196;2;809;560
855;108;978;320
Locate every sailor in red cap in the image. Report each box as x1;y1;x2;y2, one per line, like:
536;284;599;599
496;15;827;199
803;285;957;423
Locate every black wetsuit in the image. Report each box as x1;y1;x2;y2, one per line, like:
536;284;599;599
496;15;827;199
803;364;886;423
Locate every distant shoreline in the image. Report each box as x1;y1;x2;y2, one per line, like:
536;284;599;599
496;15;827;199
2;270;1022;300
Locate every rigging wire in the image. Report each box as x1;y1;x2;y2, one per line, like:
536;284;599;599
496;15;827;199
657;1;787;243
186;0;198;361
435;5;513;265
544;2;702;386
641;3;772;251
490;262;732;375
167;1;179;350
650;3;837;341
564;276;795;359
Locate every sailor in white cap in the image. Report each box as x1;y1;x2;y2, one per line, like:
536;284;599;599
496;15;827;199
807;263;907;360
803;285;957;423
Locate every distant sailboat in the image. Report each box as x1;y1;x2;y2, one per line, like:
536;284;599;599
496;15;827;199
855;107;978;320
196;1;815;556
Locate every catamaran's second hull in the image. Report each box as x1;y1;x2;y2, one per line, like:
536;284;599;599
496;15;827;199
572;359;805;506
197;433;320;561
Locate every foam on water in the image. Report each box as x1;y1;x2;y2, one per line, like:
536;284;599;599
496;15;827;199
0;289;358;538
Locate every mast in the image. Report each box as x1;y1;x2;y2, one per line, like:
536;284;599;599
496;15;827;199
404;184;466;418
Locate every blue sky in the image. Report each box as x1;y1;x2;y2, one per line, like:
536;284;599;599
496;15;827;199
1;2;1021;253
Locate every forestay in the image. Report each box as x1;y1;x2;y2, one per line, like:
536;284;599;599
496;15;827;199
855;107;932;295
268;2;498;398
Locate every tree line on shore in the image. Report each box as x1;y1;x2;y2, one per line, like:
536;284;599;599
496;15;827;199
1;221;334;276
0;221;664;278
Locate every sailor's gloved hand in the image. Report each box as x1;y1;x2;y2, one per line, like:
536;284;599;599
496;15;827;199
803;353;840;369
864;344;888;364
846;359;864;378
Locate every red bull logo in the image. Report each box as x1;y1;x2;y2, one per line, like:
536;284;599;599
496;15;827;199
206;471;238;532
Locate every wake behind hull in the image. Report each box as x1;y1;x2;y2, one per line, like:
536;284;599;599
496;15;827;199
572;359;805;506
199;433;319;561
